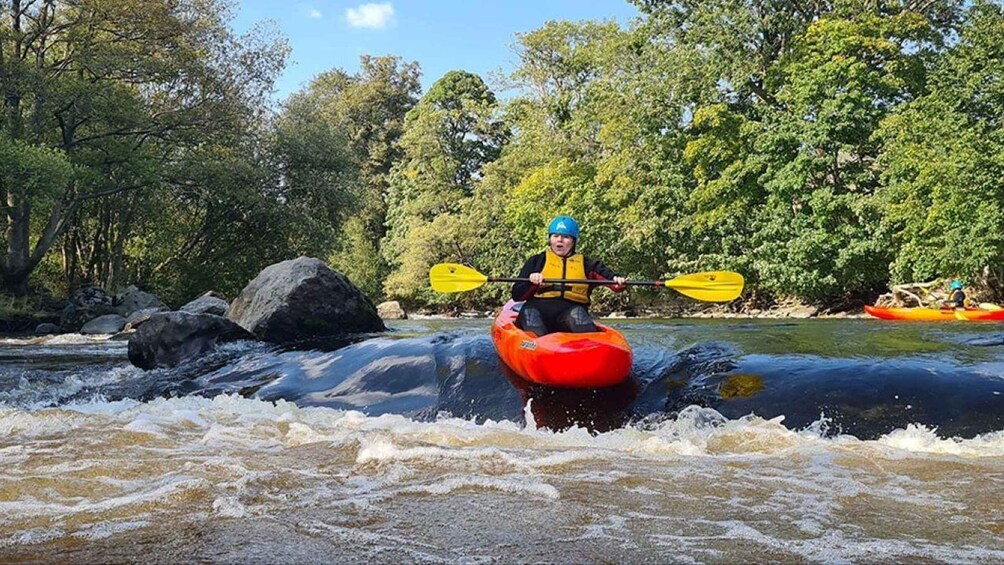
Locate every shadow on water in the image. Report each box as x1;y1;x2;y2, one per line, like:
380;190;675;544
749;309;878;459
683;355;1004;440
5;319;1004;440
156;331;1004;440
163;334;528;424
500;363;640;433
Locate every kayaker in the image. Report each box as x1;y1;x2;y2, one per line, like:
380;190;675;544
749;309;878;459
942;280;969;309
511;215;626;336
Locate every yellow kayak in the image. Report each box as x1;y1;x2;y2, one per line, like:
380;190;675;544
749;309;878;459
865;305;1004;322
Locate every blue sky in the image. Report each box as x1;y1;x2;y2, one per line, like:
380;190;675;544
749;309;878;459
232;1;638;101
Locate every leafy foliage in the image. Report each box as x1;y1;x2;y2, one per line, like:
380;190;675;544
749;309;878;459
1;0;291;298
3;0;1000;310
382;71;507;306
876;0;1004;285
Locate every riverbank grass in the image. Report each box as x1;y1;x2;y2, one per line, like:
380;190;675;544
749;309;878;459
0;293;45;318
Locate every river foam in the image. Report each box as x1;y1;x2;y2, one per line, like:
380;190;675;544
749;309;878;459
2;395;1004;562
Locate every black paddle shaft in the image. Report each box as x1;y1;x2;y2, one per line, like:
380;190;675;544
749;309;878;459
486;277;665;287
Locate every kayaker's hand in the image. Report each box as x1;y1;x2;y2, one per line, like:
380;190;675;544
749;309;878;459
611;276;627;292
529;272;544;285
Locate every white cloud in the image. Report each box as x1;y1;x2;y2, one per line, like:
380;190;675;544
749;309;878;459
345;3;395;29
298;4;323;19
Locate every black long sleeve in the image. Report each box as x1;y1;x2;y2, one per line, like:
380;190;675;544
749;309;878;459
585;257;617;281
511;252;546;301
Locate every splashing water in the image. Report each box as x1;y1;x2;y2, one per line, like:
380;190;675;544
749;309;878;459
2;318;1004;561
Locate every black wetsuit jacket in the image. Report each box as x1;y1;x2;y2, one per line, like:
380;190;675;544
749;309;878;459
947;289;967;308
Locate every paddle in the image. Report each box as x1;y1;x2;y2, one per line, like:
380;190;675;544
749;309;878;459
429;263;744;302
953;303;1003;319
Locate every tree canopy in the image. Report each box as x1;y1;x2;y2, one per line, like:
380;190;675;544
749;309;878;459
4;0;1002;309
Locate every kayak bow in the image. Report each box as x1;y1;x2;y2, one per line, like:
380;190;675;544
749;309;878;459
491;300;632;388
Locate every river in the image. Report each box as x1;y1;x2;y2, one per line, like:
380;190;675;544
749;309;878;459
2;317;1004;562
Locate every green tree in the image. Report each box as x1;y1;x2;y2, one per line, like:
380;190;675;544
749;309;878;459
383;71;507;305
629;1;955;300
284;56;421;298
132;139;309;303
631;0;960;106
741;13;930;299
0;0;287;295
876;0;1004;286
273;94;357;251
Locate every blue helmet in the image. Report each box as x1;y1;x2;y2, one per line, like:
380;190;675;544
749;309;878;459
950;280;963;290
547;216;580;239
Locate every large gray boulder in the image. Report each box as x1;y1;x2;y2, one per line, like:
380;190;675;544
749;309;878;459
227;257;385;343
114;285;167;316
80;314;126;335
60;287;118;331
128;312;254;370
180;293;229;316
34;323;62;335
125;307;169;328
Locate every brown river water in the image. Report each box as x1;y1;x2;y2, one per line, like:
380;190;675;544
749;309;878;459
2;318;1004;562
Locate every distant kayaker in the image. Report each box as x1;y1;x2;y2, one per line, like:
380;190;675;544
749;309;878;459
943;280;969;309
511;215;626;336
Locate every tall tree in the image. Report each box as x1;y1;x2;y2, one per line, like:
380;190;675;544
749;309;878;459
0;0;287;294
876;0;1004;288
626;0;961;299
382;71;507;304
283;56;421;298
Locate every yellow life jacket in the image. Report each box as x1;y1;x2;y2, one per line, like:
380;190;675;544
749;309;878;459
535;249;589;304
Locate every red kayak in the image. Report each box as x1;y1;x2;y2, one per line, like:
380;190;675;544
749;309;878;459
491;300;633;388
865;305;1004;322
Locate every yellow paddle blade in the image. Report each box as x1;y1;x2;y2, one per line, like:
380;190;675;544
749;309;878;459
980;302;1003;311
429;263;488;293
665;271;745;302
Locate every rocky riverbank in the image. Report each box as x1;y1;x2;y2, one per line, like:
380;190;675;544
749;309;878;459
385;298;871;320
1;257;386;371
2;273;871;346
